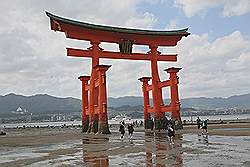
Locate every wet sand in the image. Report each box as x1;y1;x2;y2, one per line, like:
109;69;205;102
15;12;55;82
181;122;250;136
1;122;250;147
0;122;250;166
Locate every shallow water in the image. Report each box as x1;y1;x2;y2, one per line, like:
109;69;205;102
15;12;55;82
215;127;250;131
0;132;250;167
1;113;250;129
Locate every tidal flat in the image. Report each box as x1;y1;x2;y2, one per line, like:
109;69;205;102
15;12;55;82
0;123;250;166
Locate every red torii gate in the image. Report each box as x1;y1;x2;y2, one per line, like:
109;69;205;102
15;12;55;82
46;12;190;133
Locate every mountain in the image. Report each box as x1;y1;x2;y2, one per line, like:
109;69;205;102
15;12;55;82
108;96;144;108
0;93;250;115
181;94;250;109
108;94;250;109
0;93;81;115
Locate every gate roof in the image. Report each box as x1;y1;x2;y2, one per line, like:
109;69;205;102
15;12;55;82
46;12;190;46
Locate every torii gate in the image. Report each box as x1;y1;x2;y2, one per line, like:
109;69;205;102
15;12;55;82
46;12;190;134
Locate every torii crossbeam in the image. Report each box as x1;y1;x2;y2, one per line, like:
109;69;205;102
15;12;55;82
46;12;190;133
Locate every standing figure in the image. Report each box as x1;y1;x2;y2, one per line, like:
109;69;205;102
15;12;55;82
0;126;6;136
163;117;169;130
119;121;125;139
196;117;201;129
150;118;154;131
201;119;208;134
140;121;143;126
168;125;175;144
128;123;134;139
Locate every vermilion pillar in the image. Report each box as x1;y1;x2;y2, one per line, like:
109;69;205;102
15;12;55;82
83;151;109;167
88;41;101;133
165;67;182;129
95;65;111;134
149;45;164;130
78;76;90;132
139;77;151;129
155;141;167;167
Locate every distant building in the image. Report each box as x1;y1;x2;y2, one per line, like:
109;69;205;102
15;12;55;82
51;115;54;122
17;107;22;112
12;107;29;114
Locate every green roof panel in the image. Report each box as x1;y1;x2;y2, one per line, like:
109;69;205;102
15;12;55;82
46;12;190;37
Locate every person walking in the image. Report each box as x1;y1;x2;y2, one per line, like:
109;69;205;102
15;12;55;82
149;118;154;131
201;119;208;134
128;123;134;140
0;125;6;135
196;117;201;129
168;124;175;144
119;121;125;139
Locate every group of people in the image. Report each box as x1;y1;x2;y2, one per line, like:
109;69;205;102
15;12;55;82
119;121;134;140
118;116;209;143
147;117;176;131
132;120;143;127
0;126;6;135
196;117;208;134
119;118;175;144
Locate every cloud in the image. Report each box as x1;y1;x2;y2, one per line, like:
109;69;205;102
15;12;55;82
222;0;250;17
170;31;250;98
124;12;157;29
165;18;179;30
0;0;157;98
174;0;250;17
0;0;249;100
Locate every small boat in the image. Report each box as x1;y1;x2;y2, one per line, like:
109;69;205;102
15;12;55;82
112;114;131;122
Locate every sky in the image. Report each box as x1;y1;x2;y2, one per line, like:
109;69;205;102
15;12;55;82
0;0;250;99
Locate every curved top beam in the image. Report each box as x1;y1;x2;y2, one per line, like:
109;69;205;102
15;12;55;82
46;11;190;46
46;12;189;36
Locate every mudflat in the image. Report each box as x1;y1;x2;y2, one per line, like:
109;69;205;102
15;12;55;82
181;122;250;136
1;122;250;147
0;122;250;166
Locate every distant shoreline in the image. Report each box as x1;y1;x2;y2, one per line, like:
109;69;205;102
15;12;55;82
1;116;250;131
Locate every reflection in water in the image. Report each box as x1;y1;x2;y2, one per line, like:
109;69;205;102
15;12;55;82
145;132;183;167
82;137;109;167
81;132;184;166
198;133;209;144
174;134;183;167
203;134;209;145
83;154;109;167
145;132;154;167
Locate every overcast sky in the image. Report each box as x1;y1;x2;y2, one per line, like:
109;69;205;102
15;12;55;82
0;0;250;99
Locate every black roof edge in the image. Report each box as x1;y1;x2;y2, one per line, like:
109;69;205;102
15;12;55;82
46;11;190;36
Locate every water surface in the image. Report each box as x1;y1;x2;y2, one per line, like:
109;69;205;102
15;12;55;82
0;131;250;166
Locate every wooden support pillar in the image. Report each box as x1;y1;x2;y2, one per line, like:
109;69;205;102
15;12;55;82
83;153;109;167
78;76;90;132
149;45;164;130
139;77;151;129
146;148;153;167
164;67;182;129
155;141;167;167
95;65;111;134
88;41;101;133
